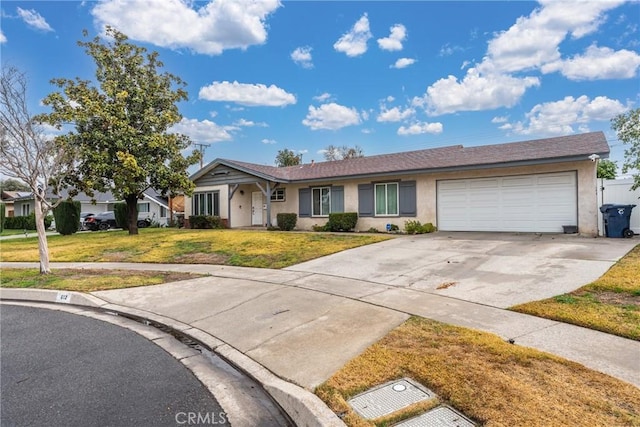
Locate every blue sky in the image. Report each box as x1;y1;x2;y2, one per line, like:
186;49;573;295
2;0;639;174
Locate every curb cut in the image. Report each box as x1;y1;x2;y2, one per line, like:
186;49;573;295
0;288;346;427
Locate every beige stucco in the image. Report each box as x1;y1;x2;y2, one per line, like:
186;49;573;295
189;160;599;235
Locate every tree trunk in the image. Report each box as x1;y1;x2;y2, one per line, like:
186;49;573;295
34;197;51;274
126;195;139;235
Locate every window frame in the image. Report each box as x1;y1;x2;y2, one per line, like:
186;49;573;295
270;188;286;202
138;202;150;213
374;182;399;217
21;203;30;216
192;191;220;216
311;187;331;217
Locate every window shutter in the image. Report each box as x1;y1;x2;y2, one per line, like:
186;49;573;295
399;181;417;217
298;188;311;217
331;186;344;213
358;184;374;217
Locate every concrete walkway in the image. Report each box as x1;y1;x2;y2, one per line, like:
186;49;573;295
2;259;638;391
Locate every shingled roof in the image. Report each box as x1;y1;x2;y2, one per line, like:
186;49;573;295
194;131;609;183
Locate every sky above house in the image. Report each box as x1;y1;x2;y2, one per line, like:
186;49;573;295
1;0;639;175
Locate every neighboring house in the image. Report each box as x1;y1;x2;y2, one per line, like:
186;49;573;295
597;178;640;235
1;191;29;217
187;131;609;236
11;188;173;226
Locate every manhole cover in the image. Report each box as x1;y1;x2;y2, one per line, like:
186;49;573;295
348;378;434;419
394;405;476;427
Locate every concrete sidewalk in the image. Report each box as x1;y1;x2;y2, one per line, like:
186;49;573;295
2;261;638;392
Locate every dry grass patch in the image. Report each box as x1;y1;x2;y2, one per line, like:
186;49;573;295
0;228;390;269
512;245;640;340
316;317;640;427
0;268;202;292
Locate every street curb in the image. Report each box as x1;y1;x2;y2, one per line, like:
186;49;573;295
0;288;346;427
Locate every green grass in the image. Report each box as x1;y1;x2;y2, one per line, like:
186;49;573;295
0;228;391;269
0;229;34;237
511;245;640;340
0;268;202;292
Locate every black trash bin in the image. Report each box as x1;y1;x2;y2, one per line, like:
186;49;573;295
599;204;636;238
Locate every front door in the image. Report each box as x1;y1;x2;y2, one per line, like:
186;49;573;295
251;192;263;226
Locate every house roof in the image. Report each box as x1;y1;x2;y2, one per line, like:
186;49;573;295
11;188;169;207
192;131;610;183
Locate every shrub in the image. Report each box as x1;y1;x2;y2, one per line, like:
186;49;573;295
114;203;131;230
189;215;225;229
312;224;328;232
404;220;436;234
53;200;81;235
276;213;297;231
5;212;52;230
0;203;4;232
326;212;358;232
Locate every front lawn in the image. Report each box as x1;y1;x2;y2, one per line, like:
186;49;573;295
1;268;202;292
0;228;390;269
317;316;640;426
511;244;640;340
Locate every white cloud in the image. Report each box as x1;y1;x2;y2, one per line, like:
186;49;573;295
377;106;415;122
91;0;280;55
0;30;6;43
17;7;54;32
333;13;372;57
262;138;276;144
361;128;374;134
397;122;443;136
421;68;540;116
479;0;624;74
302;103;361;130
291;46;313;69
508;95;627;135
313;93;332;102
391;58;416;69
386;96;395;103
377;24;406;51
439;43;463;57
491;116;509;124
542;44;640;80
233;118;267;127
199;81;296;107
170;118;233;143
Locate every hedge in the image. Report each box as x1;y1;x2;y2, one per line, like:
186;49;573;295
189;215;225;229
4;212;53;230
53;200;81;235
0;203;4;233
326;212;358;232
276;213;297;231
114;203;129;230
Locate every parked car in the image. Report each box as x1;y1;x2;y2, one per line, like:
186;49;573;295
79;212;95;231
86;211;118;231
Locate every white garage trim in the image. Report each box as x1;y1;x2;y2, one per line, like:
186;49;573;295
437;171;578;232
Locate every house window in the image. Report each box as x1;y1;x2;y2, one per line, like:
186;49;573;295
192;191;220;216
138;202;150;213
312;187;331;217
21;204;30;216
375;183;399;216
160;206;167;218
271;188;286;202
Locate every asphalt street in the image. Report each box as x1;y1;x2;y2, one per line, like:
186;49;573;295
1;304;229;427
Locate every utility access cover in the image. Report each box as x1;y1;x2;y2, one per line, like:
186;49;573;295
395;405;476;427
347;378;434;419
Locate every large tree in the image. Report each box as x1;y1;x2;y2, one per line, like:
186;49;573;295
323;144;364;161
39;27;200;235
597;159;617;180
612;108;640;190
1;66;73;273
275;148;303;167
0;178;30;192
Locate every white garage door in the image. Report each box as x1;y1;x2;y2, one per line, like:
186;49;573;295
437;172;577;232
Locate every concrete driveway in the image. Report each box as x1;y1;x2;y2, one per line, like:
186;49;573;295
286;232;638;308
